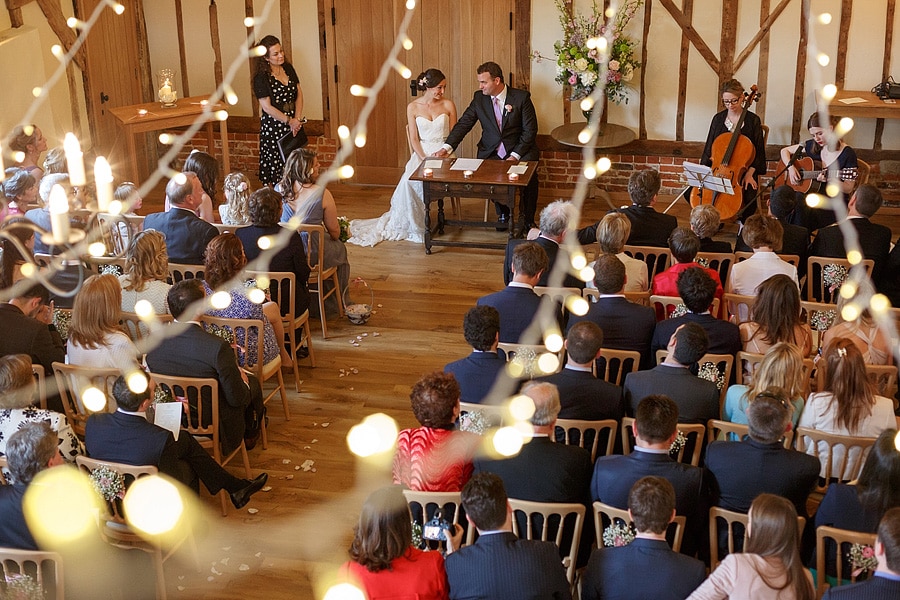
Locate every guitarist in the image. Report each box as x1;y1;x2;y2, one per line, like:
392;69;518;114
779;112;858;230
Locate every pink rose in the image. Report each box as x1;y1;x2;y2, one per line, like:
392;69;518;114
862;546;875;558
504;104;513;114
608;60;621;71
568;74;577;85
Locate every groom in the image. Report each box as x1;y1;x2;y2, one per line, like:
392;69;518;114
436;61;540;235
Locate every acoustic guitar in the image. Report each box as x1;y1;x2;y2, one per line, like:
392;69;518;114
773;156;858;194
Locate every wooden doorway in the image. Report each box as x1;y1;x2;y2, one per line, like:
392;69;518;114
327;0;516;185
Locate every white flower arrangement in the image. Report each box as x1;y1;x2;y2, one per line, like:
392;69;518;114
89;464;125;502
602;521;636;547
698;362;726;390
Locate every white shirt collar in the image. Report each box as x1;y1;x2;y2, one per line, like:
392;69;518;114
494;87;508;105
117;408;147;418
565;364;592;373
508;281;534;290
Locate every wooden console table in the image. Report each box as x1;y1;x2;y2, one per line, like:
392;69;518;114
410;158;537;254
828;89;900;120
111;94;230;184
551;122;636;149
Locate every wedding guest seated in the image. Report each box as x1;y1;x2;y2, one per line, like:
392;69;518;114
878;234;900;309
822;293;893;365
736;185;810;265
535;321;623;422
724;342;806;431
143;172;217;264
444;472;572;600
476;242;548;344
652;227;724;300
691;204;732;253
706;390;819;520
42;146;66;176
727;214;799;299
577;169;675;248
0;354;82;478
25;173;66;254
113;181;143;215
0;218;34;290
392;372;479;492
0;283;65;378
444;306;507;405
651;267;741;357
590;212;649;292
183;149;219;223
219;172;252;226
591;395;705;557
85;376;268;509
688;494;815;600
504;200;583;289
812;429;900;579
822;507;900;600
739;274;812;357
3;168;38;219
567;254;656;369
0;422;65;549
798;339;895;479
626;323;719;424
582;477;706;600
118;230;171;316
341;486;454;600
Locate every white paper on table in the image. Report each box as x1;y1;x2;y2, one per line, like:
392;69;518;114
450;158;484;171
423;159;443;169
154;402;183;441
507;164;528;174
838;97;868;104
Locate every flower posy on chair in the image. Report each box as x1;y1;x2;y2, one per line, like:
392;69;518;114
532;0;644;104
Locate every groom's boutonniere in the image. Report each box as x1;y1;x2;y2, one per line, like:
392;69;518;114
504;104;513;115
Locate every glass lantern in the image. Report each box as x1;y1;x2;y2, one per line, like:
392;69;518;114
157;69;177;107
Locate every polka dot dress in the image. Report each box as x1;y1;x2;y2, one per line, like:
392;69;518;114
255;65;300;185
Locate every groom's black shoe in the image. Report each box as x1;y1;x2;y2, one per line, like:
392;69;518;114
230;473;268;509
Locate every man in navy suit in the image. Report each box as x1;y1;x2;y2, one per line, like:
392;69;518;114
581;476;706;600
445;472;572;600
85;376;267;509
536;321;622;422
444;306;507;404
568;254;656;368
823;507;900;599
437;61;540;233
591;395;705;556
504;200;584;289
625;322;719;425
143;172;218;264
477;242;549;343
651;266;741;357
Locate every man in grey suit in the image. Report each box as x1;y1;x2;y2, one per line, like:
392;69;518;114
445;472;572;600
581;476;706;600
143;172;217;264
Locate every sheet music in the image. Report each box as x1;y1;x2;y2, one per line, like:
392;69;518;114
154;402;183;441
450;158;484;171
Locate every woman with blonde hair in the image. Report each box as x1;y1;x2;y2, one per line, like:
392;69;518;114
688;494;814;600
0;354;82;479
220;172;252;226
67;274;142;376
798;338;895;478
119;230;171;315
9;124;47;181
740;274;812;356
724;342;806;430
591;212;648;292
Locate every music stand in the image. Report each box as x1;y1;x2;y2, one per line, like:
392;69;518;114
663;162;736;213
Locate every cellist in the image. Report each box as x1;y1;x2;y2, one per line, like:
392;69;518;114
700;79;767;223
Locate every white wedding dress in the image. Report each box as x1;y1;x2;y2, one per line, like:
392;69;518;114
348;114;450;247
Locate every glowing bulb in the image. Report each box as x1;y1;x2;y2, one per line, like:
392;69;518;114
506;361;525;378
595;37;608;51
20;263;35;278
402;37;413;50
537;352;561;374
580;266;595;281
108;1;125;15
86;242;104;257
215;110;229;121
405;0;416;10
108;200;124;215
173;172;187;185
817;53;830;67
338;165;355;179
31;87;42;98
256;276;270;288
51;45;64;59
894;430;900;452
544;333;564;352
67;17;80;28
596;157;612;173
846;250;862;265
210;291;231;309
580;97;595;111
493;427;524;457
127;371;148;394
124;476;183;535
841;303;860;322
805;194;823;208
257;235;273;250
571;253;587;270
819;12;833;24
82;387;107;412
568;296;589;316
252;45;267;57
12;151;25;163
24;467;98;545
583;165;598;180
825;183;840;197
247;288;266;304
243;17;255;27
94;156;113;211
509;395;535;421
323;583;366;600
134;300;154;318
350;85;369;97
338;125;351;140
224;85;238;105
840;280;858;299
158;133;175;145
346;413;398;457
578;128;592;144
64;132;86;186
355;133;367;148
821;84;837;101
870;294;890;315
835;117;854;137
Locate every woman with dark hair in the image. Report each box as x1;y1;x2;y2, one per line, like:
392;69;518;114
392;372;478;492
798;338;895;478
236;188;310;318
9;124;48;180
183;150;218;223
203;233;288;366
689;494;814;600
341;486;452;599
349;68;457;247
740;274;812;356
253;35;304;186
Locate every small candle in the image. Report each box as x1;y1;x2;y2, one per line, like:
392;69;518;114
160;82;172;96
94;156;113;212
137;109;148;116
63;132;85;186
48;184;70;243
508;173;519;181
463;170;473;178
423;168;433;177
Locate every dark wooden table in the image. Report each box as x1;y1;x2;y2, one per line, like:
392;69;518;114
410;158;537;254
828;89;900;120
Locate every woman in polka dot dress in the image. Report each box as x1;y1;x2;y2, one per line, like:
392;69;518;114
253;35;305;186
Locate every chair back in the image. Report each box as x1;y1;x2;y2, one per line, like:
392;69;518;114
508;498;585;585
593;348;640;385
723;293;755;325
458;402;506;428
706;419;794;449
534;286;583;317
794;427;877;494
198;315;267;371
84;255;126;277
120;311;174;343
0;547;64;600
621;417;706;466
806;256;874;303
295;223;343;337
167;262;205;284
855;159;871;185
51;362;120;437
74;456;158;527
98;212;143;255
734;251;800;267
213;223;250;235
813;363;899;400
623;245;672;278
815;525;877;598
650;295;720;322
497;343;562;377
696;353;734;419
147;372;220;452
31;365;46;410
554;419;617;462
593;501;686;553
708;506;749;570
402;489;475;549
0;456;7;484
582;287;650;307
695;252;734;285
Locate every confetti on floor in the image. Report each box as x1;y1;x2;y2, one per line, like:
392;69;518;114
248;508;259;514
300;459;315;471
239;564;250;572
262;486;272;492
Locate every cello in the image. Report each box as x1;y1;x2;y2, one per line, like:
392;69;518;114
690;84;762;220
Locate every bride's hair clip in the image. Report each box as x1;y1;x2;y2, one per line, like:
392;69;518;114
419;77;427;87
836;346;847;358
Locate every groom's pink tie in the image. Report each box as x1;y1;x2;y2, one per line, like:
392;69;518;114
493;96;506;158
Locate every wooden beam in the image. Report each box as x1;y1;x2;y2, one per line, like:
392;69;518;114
639;0;650;140
561;0;574;126
134;0;153;103
755;0;772;120
658;0;720;74
735;0;791;72
65;61;81;137
515;0;532;91
280;0;292;62
719;0;737;83
834;0;852;88
175;0;190;96
675;0;693;141
245;0;258;120
6;0;32;25
874;0;896;151
35;0;83;71
791;0;810;143
317;0;330;134
209;0;223;87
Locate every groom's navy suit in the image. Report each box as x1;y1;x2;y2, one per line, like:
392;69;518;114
444;85;540;225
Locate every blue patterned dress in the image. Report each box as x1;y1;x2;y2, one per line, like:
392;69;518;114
202;281;279;367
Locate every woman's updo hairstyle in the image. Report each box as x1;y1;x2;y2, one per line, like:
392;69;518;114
416;68;446;92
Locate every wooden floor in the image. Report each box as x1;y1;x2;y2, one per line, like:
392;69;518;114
147;185;900;600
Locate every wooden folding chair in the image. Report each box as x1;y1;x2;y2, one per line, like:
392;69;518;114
402;489;475;549
734;251;800;268
794;427;878;498
509;499;585;585
296;223;345;338
593;348;640;385
497;342;563;377
593;501;685;553
167;263;205;284
706;419;793;449
459;401;507;428
554;419;617;462
806;256;874;303
695;251;734;286
52;362;120;438
815;526;876;598
723;292;755;325
650;295;720;322
0;547;64;600
621;418;705;466
31;365;46;410
623;245;672;279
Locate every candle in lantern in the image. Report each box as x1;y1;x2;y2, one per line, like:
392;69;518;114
64;132;86;186
160;82;172;96
48;184;70;243
94;157;113;211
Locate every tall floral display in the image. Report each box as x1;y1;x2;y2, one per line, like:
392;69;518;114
533;0;644;105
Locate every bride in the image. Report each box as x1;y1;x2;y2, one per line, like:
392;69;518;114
348;68;457;246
